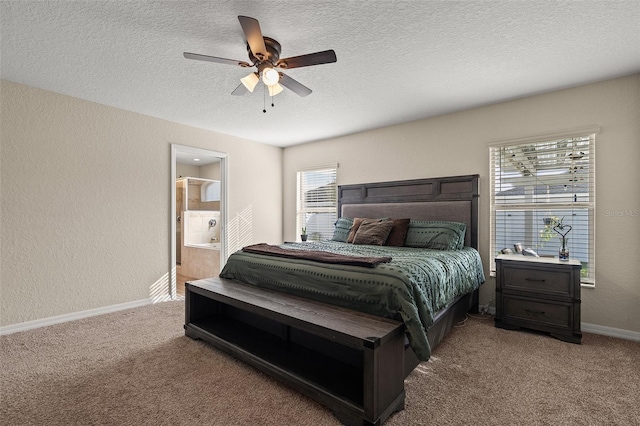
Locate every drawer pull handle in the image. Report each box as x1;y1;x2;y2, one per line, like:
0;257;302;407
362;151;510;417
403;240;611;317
525;278;545;282
525;309;545;315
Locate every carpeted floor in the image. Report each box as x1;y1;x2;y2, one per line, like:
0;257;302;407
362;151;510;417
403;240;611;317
1;300;638;425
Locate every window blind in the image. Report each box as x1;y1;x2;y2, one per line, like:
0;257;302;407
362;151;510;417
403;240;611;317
296;166;338;241
489;133;596;284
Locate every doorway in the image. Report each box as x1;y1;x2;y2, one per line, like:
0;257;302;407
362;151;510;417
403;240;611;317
171;144;228;298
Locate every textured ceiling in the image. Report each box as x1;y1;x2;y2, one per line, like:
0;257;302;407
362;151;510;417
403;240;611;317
2;1;639;147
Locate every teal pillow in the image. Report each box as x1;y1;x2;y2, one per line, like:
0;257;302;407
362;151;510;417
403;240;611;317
331;217;354;242
404;221;466;250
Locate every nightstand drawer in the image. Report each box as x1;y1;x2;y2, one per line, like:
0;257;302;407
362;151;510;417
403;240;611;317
502;264;572;296
495;256;581;343
503;296;571;330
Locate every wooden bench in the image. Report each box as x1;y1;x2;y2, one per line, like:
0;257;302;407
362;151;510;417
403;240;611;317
185;278;406;426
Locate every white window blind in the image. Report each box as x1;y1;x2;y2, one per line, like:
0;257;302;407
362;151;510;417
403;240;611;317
490;133;596;284
296;166;338;241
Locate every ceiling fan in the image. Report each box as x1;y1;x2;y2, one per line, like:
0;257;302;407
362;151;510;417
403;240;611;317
184;16;337;98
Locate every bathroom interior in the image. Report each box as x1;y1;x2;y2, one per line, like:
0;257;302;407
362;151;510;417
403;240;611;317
176;175;221;297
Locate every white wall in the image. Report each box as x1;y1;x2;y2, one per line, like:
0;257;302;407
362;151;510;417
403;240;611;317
283;74;640;333
0;80;283;327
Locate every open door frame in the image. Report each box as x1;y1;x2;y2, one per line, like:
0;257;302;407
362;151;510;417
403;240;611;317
170;144;228;298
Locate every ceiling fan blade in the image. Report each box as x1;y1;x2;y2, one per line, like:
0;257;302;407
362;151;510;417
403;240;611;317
231;83;248;96
238;16;267;61
276;50;337;69
183;52;251;67
279;73;312;97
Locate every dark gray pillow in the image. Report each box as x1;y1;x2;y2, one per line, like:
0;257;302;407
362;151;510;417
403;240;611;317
404;221;467;250
353;219;394;246
384;218;411;247
331;217;354;242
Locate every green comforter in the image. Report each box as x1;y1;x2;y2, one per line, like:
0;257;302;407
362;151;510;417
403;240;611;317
219;241;485;360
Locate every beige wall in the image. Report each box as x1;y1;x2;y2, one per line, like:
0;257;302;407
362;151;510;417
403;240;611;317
2;76;638;333
176;163;200;178
283;74;640;333
0;80;283;327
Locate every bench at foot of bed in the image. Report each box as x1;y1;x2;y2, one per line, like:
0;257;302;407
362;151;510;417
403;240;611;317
184;277;406;426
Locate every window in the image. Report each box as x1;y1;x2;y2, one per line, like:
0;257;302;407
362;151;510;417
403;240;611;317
489;130;596;284
296;166;338;241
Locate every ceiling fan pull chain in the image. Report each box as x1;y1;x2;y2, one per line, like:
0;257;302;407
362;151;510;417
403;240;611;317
263;84;267;113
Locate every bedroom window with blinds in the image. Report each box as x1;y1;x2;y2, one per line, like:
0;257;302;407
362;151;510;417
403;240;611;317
489;130;596;285
296;166;338;241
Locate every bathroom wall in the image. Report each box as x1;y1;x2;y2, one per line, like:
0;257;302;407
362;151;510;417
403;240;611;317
200;161;220;180
180;210;221;279
176;179;185;264
187;180;220;210
177;163;200;178
180;244;220;279
185;211;221;245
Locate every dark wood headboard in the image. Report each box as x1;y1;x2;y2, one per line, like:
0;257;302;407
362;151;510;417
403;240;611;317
338;175;479;249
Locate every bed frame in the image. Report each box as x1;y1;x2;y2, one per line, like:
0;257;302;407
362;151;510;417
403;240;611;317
337;174;481;375
185;174;482;425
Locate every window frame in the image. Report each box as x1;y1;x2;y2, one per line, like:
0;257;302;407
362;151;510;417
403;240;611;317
489;128;598;286
296;165;338;242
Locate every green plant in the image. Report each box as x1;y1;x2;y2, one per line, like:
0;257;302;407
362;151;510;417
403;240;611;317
301;227;307;235
539;216;572;247
539;216;560;247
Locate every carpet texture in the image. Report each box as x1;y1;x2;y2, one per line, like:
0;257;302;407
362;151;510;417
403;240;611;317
1;300;638;425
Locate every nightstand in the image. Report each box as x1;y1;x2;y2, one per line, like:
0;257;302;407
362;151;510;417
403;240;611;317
494;255;582;343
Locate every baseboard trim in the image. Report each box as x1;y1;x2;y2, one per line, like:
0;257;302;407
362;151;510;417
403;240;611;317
581;322;640;342
0;298;154;336
3;300;637;342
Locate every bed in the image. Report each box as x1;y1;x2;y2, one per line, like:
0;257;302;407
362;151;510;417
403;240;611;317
186;174;484;425
220;174;484;372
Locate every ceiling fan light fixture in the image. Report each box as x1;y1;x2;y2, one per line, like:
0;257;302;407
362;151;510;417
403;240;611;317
268;83;284;96
184;16;337;100
261;67;280;86
240;72;260;92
